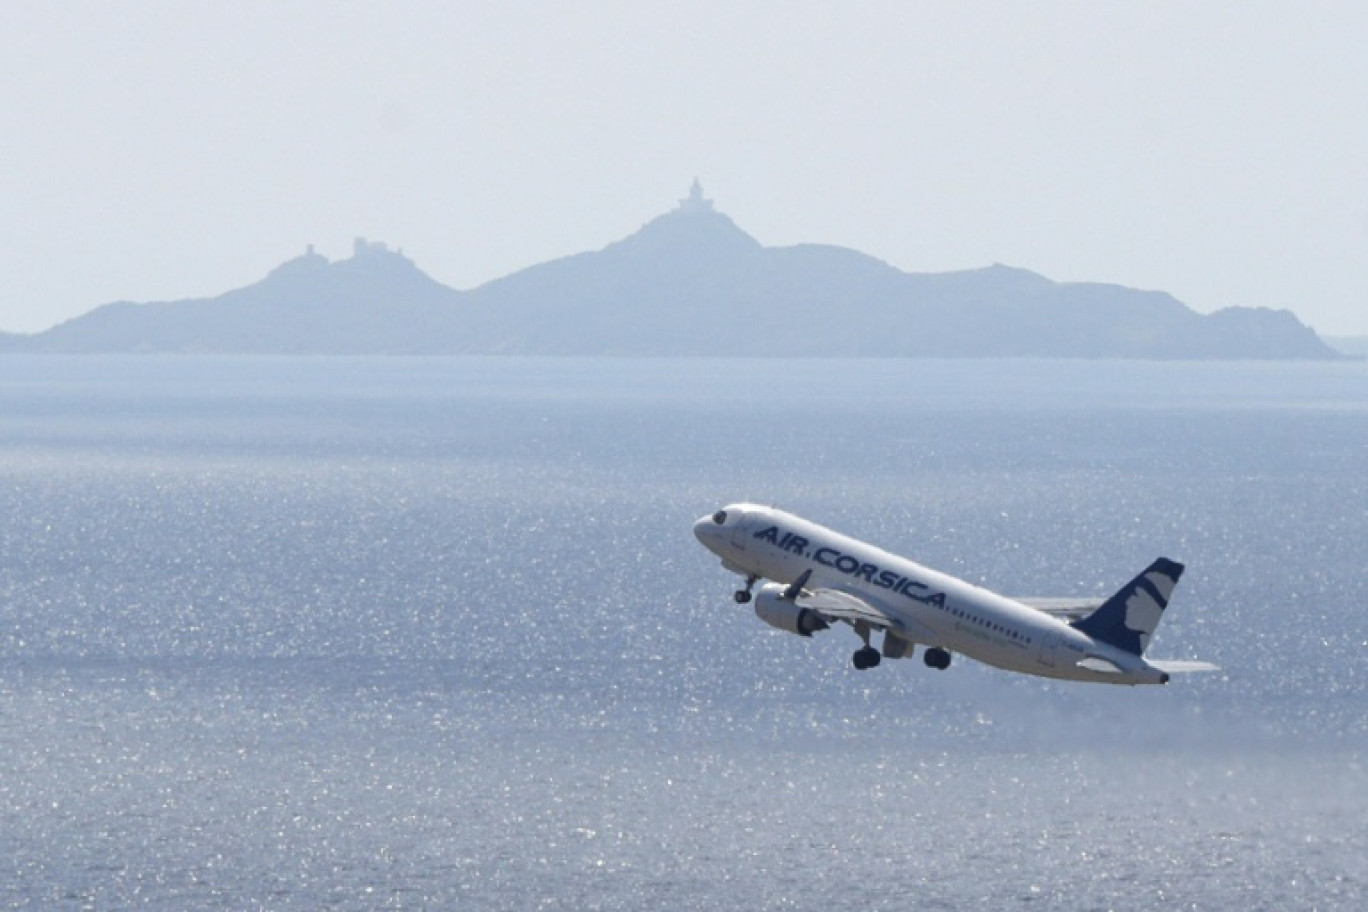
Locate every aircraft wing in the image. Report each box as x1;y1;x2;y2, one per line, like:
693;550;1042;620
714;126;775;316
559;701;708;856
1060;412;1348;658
1013;597;1105;620
794;587;899;628
776;569;937;647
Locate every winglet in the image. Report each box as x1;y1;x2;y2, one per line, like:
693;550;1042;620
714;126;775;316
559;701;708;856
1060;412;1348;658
782;569;812;601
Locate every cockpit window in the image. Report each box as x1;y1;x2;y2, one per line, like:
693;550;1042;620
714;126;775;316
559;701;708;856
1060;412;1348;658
712;510;727;525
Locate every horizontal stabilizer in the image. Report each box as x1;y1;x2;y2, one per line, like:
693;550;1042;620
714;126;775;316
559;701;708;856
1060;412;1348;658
1148;659;1220;674
1077;656;1125;675
1015;597;1105;620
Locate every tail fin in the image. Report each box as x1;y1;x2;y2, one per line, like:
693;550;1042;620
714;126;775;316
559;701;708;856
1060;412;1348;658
1071;558;1184;656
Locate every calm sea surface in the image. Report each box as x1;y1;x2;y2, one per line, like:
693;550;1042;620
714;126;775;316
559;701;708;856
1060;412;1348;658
1;356;1366;909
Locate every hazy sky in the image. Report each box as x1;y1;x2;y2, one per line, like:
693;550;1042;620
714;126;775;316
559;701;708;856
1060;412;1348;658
4;1;1367;335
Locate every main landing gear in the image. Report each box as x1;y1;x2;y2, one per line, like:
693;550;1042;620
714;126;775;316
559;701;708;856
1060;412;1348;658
923;647;952;670
733;575;758;604
851;621;882;670
852;646;882;670
852;644;951;672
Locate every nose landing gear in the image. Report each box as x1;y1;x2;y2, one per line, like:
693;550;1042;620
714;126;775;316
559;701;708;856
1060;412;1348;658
733;575;758;604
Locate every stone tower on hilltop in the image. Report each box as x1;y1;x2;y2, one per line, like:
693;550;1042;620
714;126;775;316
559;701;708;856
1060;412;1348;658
677;178;715;213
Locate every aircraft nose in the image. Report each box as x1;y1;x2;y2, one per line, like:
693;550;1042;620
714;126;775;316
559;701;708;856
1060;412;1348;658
693;509;730;548
693;514;719;546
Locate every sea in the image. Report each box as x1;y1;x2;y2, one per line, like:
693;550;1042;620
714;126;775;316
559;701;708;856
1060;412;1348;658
1;355;1365;910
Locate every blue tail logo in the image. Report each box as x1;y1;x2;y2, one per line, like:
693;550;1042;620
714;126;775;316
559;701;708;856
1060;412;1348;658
1071;558;1184;656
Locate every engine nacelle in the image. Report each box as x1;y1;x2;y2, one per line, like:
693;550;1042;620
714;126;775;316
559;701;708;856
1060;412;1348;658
753;584;829;637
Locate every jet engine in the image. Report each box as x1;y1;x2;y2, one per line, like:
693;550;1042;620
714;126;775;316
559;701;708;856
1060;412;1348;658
753;584;829;637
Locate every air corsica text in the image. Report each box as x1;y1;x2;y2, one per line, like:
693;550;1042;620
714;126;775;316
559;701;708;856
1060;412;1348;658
753;525;946;608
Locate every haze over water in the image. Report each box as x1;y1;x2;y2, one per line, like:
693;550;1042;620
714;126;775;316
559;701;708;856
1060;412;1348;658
1;356;1365;909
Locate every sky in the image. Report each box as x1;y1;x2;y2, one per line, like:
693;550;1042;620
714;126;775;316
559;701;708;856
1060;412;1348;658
3;1;1367;336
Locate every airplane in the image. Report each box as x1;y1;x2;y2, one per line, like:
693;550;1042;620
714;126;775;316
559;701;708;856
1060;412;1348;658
693;503;1218;686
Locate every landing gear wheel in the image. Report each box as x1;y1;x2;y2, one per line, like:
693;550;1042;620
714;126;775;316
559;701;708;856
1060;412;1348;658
923;647;951;670
733;574;758;604
852;646;882;671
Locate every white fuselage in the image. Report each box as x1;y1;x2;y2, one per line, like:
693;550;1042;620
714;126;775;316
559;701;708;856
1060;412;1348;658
695;503;1170;685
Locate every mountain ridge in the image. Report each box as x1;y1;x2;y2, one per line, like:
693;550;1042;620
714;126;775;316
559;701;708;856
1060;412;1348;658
0;187;1340;359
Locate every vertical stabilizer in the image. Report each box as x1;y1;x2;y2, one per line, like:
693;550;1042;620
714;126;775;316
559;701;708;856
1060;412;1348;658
1071;558;1184;656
